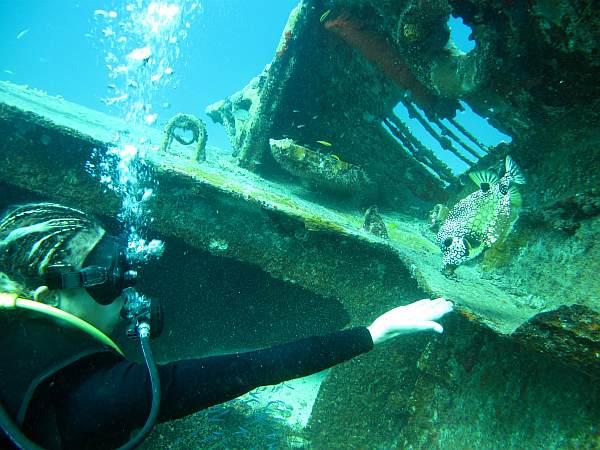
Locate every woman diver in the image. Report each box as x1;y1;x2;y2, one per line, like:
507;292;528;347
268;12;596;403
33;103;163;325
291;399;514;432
0;202;453;449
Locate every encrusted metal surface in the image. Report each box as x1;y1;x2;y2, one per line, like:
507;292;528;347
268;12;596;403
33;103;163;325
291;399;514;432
2;80;598;376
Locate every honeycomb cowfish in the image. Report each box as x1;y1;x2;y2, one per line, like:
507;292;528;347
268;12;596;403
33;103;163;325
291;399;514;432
436;155;526;272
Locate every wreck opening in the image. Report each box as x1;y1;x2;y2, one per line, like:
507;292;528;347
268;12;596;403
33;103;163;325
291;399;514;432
447;15;476;54
385;99;512;176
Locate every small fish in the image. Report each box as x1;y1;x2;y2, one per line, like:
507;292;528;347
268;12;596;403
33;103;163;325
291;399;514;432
234;426;249;435
436;155;525;272
16;29;30;40
102;93;129;106
233;108;250;121
207;407;230;417
316;140;332;147
94;9;117;18
320;9;331;23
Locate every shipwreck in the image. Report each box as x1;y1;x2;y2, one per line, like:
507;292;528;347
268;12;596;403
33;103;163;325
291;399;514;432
1;0;598;448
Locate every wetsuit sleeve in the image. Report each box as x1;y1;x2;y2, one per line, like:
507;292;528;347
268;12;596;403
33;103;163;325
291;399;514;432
157;326;373;419
54;327;373;445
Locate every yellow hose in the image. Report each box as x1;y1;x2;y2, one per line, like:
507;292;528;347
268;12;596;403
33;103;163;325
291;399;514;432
0;293;124;356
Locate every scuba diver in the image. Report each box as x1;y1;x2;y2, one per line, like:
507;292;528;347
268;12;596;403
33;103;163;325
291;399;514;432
0;202;453;450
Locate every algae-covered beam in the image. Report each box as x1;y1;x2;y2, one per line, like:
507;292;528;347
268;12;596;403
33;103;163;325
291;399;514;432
0;80;427;324
1;81;597;379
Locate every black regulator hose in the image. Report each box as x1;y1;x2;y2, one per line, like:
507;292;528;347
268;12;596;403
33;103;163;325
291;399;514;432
1;329;161;450
118;324;161;450
0;402;43;450
1;290;161;450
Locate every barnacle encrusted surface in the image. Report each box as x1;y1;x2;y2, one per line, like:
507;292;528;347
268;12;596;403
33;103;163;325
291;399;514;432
269;138;372;194
160;113;207;161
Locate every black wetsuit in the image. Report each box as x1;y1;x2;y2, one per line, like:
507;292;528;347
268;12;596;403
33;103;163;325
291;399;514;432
4;326;373;449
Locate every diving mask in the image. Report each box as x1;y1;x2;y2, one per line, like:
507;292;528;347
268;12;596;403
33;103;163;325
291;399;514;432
44;235;138;305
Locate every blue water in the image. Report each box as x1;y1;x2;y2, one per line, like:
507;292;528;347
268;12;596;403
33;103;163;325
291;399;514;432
1;1;506;163
448;15;475;53
0;0;298;151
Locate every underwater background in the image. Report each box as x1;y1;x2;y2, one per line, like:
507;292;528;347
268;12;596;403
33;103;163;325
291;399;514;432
1;0;599;449
0;0;298;152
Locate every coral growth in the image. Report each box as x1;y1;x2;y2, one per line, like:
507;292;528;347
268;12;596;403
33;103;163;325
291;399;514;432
323;12;439;113
539;190;600;234
362;205;389;239
160;113;207;161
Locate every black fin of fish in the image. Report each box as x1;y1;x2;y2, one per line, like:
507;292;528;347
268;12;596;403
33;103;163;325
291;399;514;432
469;170;499;191
464;235;485;258
505;155;526;184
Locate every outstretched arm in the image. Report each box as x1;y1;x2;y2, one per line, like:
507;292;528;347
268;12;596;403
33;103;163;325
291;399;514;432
367;297;453;345
51;327;374;447
51;298;452;447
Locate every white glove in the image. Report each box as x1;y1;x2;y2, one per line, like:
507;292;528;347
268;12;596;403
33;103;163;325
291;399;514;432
367;298;453;345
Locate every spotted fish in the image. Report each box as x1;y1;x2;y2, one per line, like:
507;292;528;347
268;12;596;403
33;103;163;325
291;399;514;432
437;155;526;272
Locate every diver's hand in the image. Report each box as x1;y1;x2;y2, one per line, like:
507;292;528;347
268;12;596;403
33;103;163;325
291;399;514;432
367;298;453;345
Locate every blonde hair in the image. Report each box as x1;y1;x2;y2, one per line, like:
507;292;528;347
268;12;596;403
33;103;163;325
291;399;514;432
0;203;105;298
0;271;25;296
